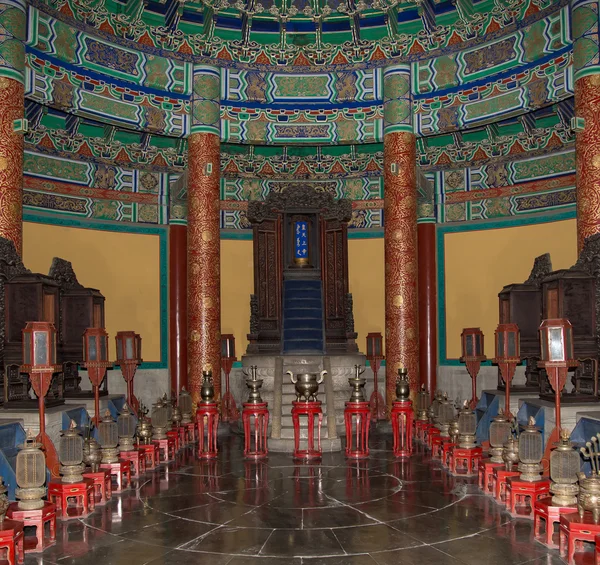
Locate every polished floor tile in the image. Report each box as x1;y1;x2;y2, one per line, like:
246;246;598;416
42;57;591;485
30;432;569;564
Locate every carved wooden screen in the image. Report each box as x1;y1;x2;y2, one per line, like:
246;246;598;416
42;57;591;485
254;217;282;334
322;218;348;340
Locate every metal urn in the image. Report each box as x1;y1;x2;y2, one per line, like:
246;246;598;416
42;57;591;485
457;401;477;449
449;419;460;444
502;436;520;471
437;393;455;437
578;473;600;523
83;437;102;472
0;477;8;524
178;388;193;424
287;370;326;402
395;368;410;401
416;385;429;421
16;434;47;510
138;419;152;444
201;371;216;403
59;420;85;483
518;416;544;482
244;366;264;404
172;406;183;427
489;411;511;464
550;430;580;507
348;365;366;402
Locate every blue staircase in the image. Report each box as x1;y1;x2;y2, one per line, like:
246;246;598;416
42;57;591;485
282;279;325;353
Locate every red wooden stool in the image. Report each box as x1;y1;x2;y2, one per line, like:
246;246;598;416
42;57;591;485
560;512;600;565
596;533;600;565
506;477;551;518
242;402;269;459
7;502;56;553
0;519;24;565
184;422;196;444
479;460;504;494
493;467;520;504
136;443;159;469
196;402;219;459
291;401;323;461
344;401;370;459
83;469;112;505
431;435;444;459
120;449;146;477
391;399;414;458
166;429;181;452
427;427;441;451
100;461;132;493
450;446;482;476
48;478;95;520
442;441;456;468
153;438;176;462
534;497;577;548
414;419;428;443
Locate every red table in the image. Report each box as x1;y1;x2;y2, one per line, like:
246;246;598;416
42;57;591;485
442;441;456;468
166;429;181;452
534;497;578;548
7;502;56;553
48;478;95;520
291;401;323;461
492;467;520;504
450;446;482;477
184;422;196;444
100;460;132;493
120;449;146;477
197;402;219;459
479;460;504;494
0;519;24;565
136;443;159;470
506;477;551;518
560;512;600;565
242;402;269;459
83;469;112;505
153;438;176;462
414;419;428;442
344;401;370;459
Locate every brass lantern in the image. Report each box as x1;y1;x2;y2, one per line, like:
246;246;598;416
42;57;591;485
163;394;173;424
430;391;443;423
179;388;193;424
437;393;456;437
152;399;168;439
416;385;429;421
117;404;136;452
16;434;47;510
457;401;477;449
489;411;511;463
59;420;85;483
518;416;544;482
98;410;119;463
550;429;580;506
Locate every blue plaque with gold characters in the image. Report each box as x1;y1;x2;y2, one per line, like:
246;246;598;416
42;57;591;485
294;221;308;265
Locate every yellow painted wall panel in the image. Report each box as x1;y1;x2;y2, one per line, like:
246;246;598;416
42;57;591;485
348;238;385;350
220;239;254;355
22;222;162;361
444;219;577;359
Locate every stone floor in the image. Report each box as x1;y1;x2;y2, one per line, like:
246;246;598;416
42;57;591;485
25;432;568;565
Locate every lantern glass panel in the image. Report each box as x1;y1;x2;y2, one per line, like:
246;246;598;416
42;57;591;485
117;413;136;437
550;448;580;484
100;336;107;362
497;332;504;358
59;434;83;466
466;334;473;356
179;390;192;414
475;334;482;356
541;332;548;361
417;390;428;412
507;332;517;357
16;445;45;488
489;420;511;448
549;328;564;362
152;404;168;428
135;335;142;360
117;338;123;361
50;333;56;365
519;430;543;464
34;332;47;366
366;339;373;357
458;412;477;435
565;328;573;360
23;336;31;365
98;420;118;448
88;336;97;362
125;337;134;360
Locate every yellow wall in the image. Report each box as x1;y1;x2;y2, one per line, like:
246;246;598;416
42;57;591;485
23;222;162;361
348;238;385;349
444;219;577;359
220;239;254;355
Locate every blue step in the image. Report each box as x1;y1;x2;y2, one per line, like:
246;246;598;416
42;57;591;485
282;279;324;353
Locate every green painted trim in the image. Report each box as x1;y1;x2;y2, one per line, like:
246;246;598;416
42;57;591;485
23;211;169;369
436;209;577;365
221;230;253;240
348;229;384;239
233;361;242;368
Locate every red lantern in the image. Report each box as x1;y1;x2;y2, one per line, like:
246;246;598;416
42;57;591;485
21;321;61;470
365;332;385;421
492;323;520;418
220;334;238;423
460;328;487;409
115;331;142;412
82;328;111;425
538;319;578;434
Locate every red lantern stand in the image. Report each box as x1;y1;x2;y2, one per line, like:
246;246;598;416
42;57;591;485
390;398;413;458
82;328;111;426
291;401;323;461
442;440;457;468
344;401;371;459
242;402;269;459
136;440;159;470
82;468;112;505
7;501;55;554
533;497;578;549
493;323;521;419
20;322;61;478
427;425;441;451
99;461;131;493
479;461;504;495
119;449;146;478
48;478;95;520
0;519;24;565
559;512;600;565
196;402;219;459
460;328;487;409
115;331;142;414
221;335;239;423
492;465;520;505
366;333;386;422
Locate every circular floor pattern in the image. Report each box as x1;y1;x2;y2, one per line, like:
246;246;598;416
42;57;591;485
29;433;562;565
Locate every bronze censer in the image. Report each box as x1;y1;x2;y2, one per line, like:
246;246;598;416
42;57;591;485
287;370;326;402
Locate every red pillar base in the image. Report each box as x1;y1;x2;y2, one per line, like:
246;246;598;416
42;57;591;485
196;402;219;459
344;401;371;459
291;401;323;461
391;400;414;458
